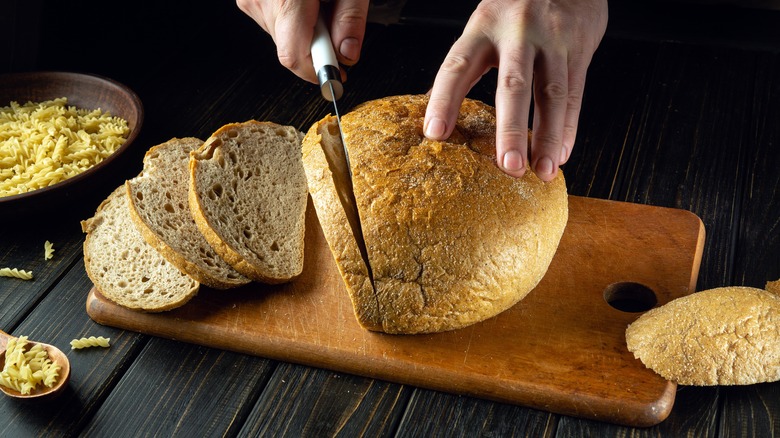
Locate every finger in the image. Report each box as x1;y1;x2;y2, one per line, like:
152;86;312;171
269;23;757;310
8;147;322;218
494;45;535;178
329;0;370;66
274;0;320;83
560;56;591;164
424;33;495;141
529;48;568;181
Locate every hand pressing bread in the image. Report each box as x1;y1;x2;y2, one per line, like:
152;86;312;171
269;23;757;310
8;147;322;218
302;95;569;334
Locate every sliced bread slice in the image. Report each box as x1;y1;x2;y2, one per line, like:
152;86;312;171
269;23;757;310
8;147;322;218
126;137;251;289
189;121;308;283
81;186;200;312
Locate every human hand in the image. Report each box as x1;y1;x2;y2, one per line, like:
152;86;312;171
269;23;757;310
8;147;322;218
423;0;608;181
236;0;370;83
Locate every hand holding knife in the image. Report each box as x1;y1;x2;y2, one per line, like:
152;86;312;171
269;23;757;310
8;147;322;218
310;13;374;284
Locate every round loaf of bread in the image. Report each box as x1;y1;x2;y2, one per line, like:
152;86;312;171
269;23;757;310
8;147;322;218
302;95;568;334
626;286;780;386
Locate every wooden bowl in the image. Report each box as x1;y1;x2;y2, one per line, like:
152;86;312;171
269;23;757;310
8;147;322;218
0;71;143;218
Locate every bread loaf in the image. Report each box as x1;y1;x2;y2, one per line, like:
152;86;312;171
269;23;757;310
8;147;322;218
126;137;251;289
302;94;569;334
189;121;308;283
626;286;780;385
81;186;200;312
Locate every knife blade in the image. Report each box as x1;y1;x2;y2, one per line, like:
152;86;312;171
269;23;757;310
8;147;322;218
311;15;374;285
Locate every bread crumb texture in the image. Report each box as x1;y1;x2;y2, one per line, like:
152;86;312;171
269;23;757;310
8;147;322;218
303;94;568;334
189;121;307;283
127;137;250;289
81;186;199;312
626;286;780;386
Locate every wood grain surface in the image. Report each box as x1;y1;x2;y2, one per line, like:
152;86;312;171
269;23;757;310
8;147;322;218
86;195;704;427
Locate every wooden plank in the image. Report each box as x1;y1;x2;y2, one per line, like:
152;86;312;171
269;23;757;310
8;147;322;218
80;338;275;437
396;389;556;437
556;386;719;437
86;195;704;427
564;37;660;200
720;385;780;438
239;363;411;437
0;215;89;328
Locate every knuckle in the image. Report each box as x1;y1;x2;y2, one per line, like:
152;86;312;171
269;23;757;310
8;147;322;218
335;7;367;26
498;73;530;95
440;53;474;76
530;131;563;150
470;2;502;27
541;81;567;101
277;50;299;71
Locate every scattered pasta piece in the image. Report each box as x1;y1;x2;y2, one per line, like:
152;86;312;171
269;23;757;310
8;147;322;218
0;335;61;395
44;240;55;260
0;267;33;280
0;97;130;198
70;336;110;349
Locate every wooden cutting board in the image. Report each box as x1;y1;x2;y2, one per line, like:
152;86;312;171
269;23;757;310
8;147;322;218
86;195;705;427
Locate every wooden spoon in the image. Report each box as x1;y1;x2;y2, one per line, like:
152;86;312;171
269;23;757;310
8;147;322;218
0;330;70;399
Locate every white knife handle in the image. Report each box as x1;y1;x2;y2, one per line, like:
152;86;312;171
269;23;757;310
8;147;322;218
311;16;344;102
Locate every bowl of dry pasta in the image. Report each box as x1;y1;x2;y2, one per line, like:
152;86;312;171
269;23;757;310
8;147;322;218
0;71;143;217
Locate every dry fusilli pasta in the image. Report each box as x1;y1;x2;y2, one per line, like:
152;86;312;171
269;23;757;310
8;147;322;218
0;335;61;395
0;267;33;280
70;336;110;349
44;240;55;260
0;97;130;197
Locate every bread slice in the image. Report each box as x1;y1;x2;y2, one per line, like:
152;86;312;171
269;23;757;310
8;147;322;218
626;286;780;385
301;95;569;334
189;121;308;283
126;137;250;289
81;186;200;312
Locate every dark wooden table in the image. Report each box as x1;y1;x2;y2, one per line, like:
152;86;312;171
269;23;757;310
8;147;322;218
2;1;779;436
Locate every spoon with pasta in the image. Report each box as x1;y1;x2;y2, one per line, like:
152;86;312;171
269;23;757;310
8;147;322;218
0;330;70;399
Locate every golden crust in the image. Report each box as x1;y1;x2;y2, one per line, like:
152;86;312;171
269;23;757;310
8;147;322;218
766;279;780;296
303;94;568;334
626;286;780;386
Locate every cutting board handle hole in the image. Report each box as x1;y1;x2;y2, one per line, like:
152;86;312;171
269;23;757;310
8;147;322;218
603;282;657;312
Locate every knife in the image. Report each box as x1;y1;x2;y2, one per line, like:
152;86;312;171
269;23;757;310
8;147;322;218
311;15;374;285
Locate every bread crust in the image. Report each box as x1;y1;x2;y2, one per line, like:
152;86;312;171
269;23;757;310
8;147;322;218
302;94;569;334
626;286;780;385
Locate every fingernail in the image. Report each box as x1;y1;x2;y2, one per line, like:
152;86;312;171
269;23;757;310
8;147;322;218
425;118;446;139
502;150;525;172
535;157;555;176
340;37;360;63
